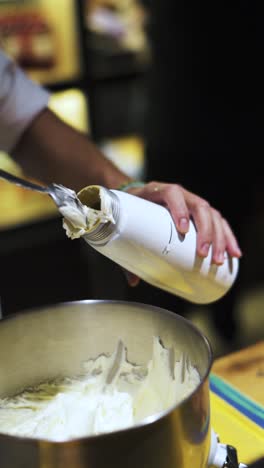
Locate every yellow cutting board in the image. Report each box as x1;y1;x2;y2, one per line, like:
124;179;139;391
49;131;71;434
211;341;264;464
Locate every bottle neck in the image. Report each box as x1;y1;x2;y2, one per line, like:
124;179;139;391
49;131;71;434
83;189;120;246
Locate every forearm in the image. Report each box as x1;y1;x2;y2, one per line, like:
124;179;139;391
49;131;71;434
12;108;132;192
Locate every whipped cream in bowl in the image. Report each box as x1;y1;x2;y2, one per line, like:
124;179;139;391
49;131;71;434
0;338;200;442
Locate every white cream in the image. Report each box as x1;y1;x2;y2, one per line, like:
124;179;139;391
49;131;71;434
60;186;114;240
0;338;200;442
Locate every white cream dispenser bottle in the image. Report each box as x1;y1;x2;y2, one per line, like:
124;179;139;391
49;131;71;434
75;185;239;304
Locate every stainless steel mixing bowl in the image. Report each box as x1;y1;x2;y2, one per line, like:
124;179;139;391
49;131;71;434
0;300;213;468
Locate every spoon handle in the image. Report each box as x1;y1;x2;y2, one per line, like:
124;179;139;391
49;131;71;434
0;169;48;194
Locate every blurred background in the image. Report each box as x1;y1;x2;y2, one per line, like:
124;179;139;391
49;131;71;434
0;0;263;358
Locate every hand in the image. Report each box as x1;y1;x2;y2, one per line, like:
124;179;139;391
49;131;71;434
126;181;242;277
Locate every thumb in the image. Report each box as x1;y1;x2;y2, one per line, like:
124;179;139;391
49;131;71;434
122;268;140;287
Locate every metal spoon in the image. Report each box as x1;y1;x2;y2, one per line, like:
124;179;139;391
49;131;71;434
0;168;85;214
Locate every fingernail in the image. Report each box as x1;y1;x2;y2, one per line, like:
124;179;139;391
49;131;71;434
129;277;140;287
215;252;224;264
235;245;242;256
179;217;189;232
200;243;210;256
124;270;139;287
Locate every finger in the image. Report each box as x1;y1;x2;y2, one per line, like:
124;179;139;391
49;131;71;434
161;185;190;234
122;268;140;287
222;218;242;258
210;209;226;264
136;182;190;234
188;197;214;258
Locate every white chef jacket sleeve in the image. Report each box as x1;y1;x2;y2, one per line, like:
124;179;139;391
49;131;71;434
0;50;50;153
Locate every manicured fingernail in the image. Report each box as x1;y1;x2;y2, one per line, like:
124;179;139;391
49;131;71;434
200;243;210;256
179;217;189;232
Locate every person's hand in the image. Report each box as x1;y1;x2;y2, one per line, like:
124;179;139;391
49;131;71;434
123;181;242;286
